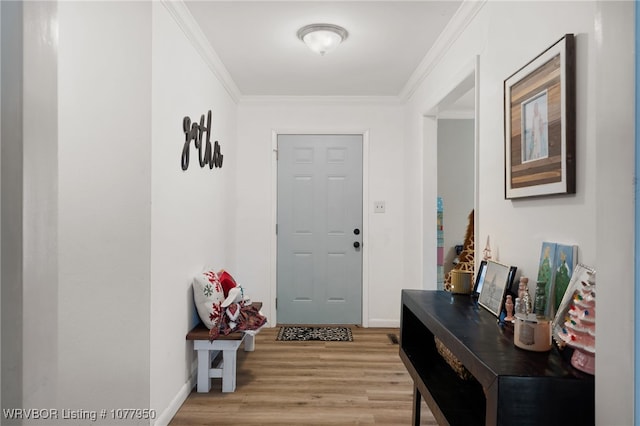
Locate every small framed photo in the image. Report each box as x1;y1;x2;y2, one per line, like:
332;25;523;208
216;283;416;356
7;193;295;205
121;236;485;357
472;260;488;296
504;34;575;199
504;265;519;300
478;260;516;317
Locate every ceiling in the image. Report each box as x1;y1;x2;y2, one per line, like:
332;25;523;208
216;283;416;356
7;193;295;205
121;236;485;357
184;1;464;98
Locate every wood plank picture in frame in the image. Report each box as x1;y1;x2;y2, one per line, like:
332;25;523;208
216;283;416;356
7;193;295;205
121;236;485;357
504;34;576;199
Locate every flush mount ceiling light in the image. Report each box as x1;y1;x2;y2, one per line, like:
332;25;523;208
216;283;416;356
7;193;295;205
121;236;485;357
297;23;348;56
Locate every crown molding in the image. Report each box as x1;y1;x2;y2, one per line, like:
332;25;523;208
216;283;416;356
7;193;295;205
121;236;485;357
399;0;487;101
161;0;242;104
238;95;404;106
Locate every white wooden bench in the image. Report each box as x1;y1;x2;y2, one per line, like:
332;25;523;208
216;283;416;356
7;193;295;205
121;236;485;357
185;302;261;393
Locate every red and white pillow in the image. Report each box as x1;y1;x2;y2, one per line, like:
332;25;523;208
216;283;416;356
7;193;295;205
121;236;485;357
192;267;225;329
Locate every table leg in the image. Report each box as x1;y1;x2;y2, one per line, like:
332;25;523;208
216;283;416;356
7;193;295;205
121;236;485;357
412;384;421;426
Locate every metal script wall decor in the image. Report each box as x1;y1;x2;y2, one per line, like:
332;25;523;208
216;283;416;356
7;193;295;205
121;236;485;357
181;110;223;171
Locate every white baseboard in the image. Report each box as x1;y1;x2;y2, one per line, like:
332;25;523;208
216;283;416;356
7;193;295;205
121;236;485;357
366;319;400;328
153;371;195;426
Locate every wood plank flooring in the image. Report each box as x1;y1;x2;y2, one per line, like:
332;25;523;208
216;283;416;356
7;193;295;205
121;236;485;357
170;326;436;425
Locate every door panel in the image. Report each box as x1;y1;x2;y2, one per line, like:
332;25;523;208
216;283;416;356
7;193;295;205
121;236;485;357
277;134;363;324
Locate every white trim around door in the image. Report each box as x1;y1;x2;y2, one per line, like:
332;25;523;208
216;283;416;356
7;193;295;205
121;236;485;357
270;129;370;327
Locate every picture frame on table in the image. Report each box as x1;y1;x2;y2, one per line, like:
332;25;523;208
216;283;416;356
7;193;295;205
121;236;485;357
504;34;576;199
478;260;517;318
472;260;488;296
506;264;519;299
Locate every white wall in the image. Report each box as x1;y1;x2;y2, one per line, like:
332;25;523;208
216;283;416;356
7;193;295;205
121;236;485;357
405;1;634;423
150;3;238;423
592;1;635;423
1;1;24;416
437;119;474;275
2;2;61;419
236;100;405;327
0;1;3;413
22;0;59;412
1;3;239;424
58;2;152;422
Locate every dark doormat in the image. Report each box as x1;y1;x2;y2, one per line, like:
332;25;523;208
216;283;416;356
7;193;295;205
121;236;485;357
276;326;353;342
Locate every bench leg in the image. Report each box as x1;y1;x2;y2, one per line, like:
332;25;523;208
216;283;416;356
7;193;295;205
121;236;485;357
221;349;237;392
244;333;255;352
196;349;211;393
192;336;249;393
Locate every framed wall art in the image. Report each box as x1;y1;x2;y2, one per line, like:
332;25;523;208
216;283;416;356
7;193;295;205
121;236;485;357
504;34;575;199
478;260;516;318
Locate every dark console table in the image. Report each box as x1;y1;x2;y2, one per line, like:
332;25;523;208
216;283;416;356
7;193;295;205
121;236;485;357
399;290;594;426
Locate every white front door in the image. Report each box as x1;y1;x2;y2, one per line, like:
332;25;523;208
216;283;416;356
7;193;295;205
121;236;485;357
276;134;363;324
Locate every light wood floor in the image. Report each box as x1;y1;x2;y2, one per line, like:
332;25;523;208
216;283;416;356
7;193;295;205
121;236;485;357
170;326;436;425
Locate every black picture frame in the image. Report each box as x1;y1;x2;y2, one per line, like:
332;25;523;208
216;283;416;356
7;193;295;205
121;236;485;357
506;266;519;298
473;260;488;296
478;260;517;318
504;34;576;199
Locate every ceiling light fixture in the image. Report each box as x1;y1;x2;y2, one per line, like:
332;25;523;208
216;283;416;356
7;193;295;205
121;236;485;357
297;23;348;56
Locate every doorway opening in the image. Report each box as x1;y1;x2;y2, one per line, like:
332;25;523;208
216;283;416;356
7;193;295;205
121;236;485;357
437;90;475;288
423;58;479;288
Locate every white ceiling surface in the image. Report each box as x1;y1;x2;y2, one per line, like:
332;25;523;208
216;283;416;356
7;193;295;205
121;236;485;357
184;1;464;97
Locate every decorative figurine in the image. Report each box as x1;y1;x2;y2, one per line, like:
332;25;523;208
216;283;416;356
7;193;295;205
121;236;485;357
483;235;492;261
518;277;531;314
557;277;596;374
504;295;515;322
514;297;523;315
518;277;529;299
534;281;547;316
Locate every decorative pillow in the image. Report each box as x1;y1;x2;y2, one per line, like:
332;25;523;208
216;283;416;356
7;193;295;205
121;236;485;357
218;269;237;297
192;267;225;329
222;286;243;308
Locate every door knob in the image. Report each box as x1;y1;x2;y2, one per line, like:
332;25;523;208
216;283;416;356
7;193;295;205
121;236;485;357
353;242;360;248
353;228;360;235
